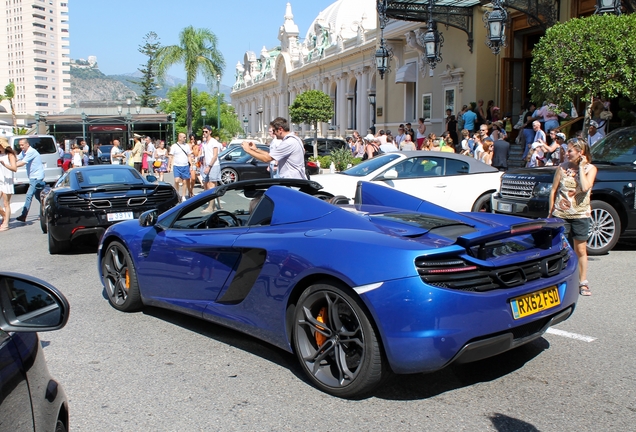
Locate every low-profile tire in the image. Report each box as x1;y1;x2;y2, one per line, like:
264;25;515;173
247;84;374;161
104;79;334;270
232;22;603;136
587;200;621;255
55;419;67;432
40;210;47;233
101;240;143;312
471;193;492;212
293;283;386;398
47;226;69;254
221;168;238;184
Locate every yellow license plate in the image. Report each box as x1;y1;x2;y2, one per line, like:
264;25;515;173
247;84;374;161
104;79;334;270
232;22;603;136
510;286;561;320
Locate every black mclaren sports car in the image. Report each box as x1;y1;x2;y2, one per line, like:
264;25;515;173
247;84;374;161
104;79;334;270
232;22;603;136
40;165;179;254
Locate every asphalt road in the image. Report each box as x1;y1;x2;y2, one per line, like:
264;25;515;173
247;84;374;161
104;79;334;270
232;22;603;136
1;192;635;431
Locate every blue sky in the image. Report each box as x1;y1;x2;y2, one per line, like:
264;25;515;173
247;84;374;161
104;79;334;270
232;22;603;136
70;0;336;89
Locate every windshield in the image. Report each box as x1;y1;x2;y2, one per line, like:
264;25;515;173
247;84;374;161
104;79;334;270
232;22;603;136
590;128;636;165
75;167;144;186
339;154;402;177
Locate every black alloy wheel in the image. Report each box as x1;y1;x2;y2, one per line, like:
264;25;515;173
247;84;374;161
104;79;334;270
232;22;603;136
293;283;386;398
101;241;142;311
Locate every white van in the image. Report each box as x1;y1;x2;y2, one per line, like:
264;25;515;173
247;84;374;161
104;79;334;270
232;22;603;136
10;135;63;186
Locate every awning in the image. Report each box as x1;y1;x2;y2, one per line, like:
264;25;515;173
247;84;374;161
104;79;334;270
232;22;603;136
395;62;417;84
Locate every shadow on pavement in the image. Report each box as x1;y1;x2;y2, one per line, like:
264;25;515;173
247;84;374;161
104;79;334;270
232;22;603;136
141;306;306;382
374;338;550;401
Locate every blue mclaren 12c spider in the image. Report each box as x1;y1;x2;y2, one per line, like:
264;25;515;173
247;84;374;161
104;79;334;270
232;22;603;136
97;178;579;398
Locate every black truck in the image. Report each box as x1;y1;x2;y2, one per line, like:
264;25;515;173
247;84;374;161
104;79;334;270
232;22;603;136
492;126;636;255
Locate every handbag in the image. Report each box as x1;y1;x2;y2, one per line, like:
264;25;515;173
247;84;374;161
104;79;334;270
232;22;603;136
153;160;162;168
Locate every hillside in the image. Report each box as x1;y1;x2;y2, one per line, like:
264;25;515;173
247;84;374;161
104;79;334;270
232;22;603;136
70;68;136;104
70;67;233;105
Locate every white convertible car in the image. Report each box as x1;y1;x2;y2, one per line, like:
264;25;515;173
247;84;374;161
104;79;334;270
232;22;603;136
316;152;503;212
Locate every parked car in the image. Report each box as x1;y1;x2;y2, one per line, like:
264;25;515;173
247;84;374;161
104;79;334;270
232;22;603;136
492;126;636;254
0;272;70;431
227;138;264;148
316;151;502;212
220;152;271;184
10;135;63;186
96;144;114;164
97;178;578;398
219;144;270;161
40;165;179;254
303;137;347;158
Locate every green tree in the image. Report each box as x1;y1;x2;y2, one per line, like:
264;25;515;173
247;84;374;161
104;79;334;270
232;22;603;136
530;14;636;126
288;90;334;159
158;84;241;142
154;26;225;135
2;82;17;129
129;32;160;108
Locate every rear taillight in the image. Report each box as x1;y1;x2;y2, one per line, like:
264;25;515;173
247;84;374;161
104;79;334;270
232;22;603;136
307;161;317;168
57;158;62;167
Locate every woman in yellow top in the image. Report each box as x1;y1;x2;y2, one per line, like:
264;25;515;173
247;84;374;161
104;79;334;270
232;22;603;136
549;138;597;296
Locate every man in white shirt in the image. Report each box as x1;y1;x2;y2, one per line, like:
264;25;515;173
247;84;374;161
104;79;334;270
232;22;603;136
267;126;281;178
145;136;156;173
587;121;603;147
242;117;307;180
169;133;194;201
110;139;124;164
200;126;223;211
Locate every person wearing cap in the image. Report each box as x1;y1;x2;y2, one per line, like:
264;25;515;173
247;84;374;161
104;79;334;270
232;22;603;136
131;136;144;173
555;132;568;164
363;134;380;160
490;120;507;141
587;120;602;147
0;137;18;230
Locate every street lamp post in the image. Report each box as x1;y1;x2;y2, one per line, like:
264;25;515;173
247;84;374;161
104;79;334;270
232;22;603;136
216;74;221;132
200;106;207;130
81;112;87;143
171;112;176;144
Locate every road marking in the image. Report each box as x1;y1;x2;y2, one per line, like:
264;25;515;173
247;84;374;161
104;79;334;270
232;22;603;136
546;328;597;342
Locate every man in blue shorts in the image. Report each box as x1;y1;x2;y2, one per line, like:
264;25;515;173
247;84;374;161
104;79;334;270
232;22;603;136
168;132;193;201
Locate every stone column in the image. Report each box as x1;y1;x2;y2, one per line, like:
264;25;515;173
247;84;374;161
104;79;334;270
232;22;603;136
359;68;369;134
337;73;348;137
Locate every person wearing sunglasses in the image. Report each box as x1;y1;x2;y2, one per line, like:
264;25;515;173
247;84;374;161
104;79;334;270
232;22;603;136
549;138;597;296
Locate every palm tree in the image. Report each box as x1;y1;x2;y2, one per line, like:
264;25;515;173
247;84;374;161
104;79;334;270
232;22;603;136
3;82;17;130
155;26;224;135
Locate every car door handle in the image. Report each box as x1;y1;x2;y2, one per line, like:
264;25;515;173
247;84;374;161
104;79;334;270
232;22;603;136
434;184;447;188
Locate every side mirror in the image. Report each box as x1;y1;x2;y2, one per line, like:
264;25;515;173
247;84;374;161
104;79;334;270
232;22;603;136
139;209;158;227
146;175;158;183
0;273;70;332
382;169;398;180
224;155;233;161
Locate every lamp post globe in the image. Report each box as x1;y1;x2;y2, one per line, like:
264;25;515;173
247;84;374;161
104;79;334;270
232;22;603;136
200;106;207;129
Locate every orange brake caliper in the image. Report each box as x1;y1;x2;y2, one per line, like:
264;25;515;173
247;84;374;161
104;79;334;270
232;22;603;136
125;269;130;290
315;307;328;346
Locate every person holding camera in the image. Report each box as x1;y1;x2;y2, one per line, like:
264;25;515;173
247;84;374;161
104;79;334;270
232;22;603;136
548;138;597;296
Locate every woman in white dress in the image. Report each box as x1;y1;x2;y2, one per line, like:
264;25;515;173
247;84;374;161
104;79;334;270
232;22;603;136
0;137;18;231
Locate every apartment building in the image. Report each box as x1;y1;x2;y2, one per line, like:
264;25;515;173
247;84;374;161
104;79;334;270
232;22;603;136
1;0;71;115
